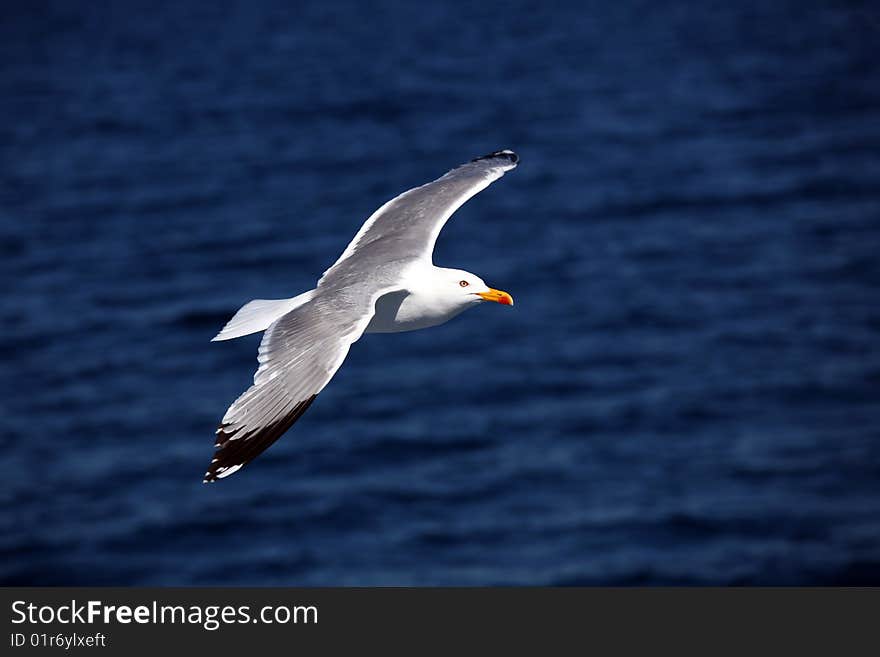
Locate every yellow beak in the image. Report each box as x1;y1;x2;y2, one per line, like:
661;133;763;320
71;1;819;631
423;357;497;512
477;288;514;306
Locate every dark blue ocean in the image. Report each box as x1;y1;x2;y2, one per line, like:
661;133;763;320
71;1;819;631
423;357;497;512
2;1;879;585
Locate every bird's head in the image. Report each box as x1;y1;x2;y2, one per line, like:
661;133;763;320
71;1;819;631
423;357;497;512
435;268;514;309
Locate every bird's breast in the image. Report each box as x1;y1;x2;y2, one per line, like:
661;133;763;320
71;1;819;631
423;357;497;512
364;289;465;333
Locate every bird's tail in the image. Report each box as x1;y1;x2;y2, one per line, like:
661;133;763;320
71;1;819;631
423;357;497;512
211;290;315;341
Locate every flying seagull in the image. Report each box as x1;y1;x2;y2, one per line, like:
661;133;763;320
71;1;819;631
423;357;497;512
205;150;518;482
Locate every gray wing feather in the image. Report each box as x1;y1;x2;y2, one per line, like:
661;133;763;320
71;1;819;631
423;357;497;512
204;288;392;482
319;150;519;288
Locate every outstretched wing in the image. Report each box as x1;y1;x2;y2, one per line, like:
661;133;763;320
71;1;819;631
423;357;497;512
320;150;519;283
204;288;393;482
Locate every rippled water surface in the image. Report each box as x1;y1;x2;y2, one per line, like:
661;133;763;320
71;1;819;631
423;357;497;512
2;1;879;585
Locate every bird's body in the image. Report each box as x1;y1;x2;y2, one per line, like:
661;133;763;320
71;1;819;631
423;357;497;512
365;266;484;333
205;150;518;482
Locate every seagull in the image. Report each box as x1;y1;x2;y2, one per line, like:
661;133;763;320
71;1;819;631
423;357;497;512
204;150;518;482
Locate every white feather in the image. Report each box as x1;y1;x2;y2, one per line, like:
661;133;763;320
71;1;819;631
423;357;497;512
211;291;314;341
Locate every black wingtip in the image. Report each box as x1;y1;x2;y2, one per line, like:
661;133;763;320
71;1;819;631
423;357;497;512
202;394;318;484
471;149;519;165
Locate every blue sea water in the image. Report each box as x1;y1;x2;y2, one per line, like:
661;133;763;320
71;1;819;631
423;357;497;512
2;1;879;585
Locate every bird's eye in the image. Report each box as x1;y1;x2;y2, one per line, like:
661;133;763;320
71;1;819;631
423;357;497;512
459;280;469;287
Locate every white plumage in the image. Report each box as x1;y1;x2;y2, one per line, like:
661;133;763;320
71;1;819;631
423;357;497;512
205;150;518;482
